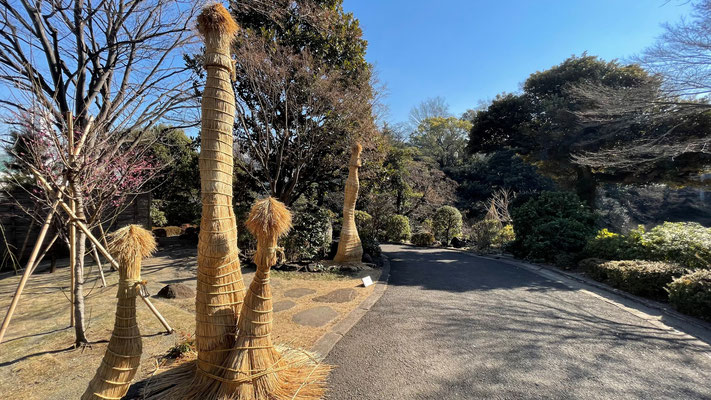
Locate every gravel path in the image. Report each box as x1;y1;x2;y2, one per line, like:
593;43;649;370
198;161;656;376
325;245;711;399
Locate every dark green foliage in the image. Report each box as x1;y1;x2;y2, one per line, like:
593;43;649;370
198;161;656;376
383;215;411;243
432;206;463;246
283;207;332;261
360;232;381;259
668;270;711;321
467;55;664;206
586;260;686;300
510;191;596;262
446;150;555;216
354;210;373;235
411;231;435;247
148;128;201;225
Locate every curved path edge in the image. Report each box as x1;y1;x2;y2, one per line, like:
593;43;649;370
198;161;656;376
468;250;711;346
311;255;391;358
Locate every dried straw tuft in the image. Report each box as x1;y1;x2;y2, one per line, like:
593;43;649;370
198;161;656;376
245;197;292;242
81;225;154;400
197;3;239;38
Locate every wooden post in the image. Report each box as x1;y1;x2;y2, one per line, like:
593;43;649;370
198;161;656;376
0;199;60;344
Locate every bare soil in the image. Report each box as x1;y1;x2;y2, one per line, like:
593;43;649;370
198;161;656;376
0;239;379;400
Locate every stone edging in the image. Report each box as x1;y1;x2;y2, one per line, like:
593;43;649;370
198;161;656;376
311;255;391;358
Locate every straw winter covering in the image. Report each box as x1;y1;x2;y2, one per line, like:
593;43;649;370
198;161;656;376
81;225;156;400
142;4;330;400
334;143;363;263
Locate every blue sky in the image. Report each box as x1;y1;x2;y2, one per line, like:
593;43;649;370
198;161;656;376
342;0;694;124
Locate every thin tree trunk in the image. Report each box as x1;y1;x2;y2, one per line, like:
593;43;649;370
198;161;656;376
72;179;89;346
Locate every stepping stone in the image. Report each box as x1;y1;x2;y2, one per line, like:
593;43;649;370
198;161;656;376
284;288;316;298
273;300;295;313
292;306;339;327
156;283;194;299
312;288;357;303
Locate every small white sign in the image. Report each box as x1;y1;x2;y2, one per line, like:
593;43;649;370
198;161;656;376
362;276;373;287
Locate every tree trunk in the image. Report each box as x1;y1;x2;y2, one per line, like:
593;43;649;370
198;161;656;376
72;183;89;346
575;166;598;209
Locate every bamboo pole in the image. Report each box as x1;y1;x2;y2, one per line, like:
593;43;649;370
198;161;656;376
91;242;107;287
0;198;61;344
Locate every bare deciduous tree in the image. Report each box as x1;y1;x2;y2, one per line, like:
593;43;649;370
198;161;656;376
0;0;200;346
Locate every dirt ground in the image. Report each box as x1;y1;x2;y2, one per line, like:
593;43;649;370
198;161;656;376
0;238;380;400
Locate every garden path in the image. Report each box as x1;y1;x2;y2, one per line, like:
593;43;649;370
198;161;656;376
325;244;711;399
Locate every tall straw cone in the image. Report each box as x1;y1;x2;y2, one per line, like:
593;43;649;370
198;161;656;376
81;225;156;400
217;198;331;400
334;143;363;263
192;2;246;389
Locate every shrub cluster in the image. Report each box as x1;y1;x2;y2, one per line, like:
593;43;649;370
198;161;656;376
283;207;332;261
583;223;711;270
510;191;596;262
584;259;685;301
432;206;463;246
667;270;711;321
352;210;381;259
636;222;711;270
411;231;435;247
383;214;411;243
470;220;515;251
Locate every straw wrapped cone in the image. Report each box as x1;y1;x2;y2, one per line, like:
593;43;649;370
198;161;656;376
194;3;246;384
218;198;331;400
334;143;363;263
81;225;156;400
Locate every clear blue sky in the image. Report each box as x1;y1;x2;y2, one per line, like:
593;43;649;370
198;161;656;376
342;0;694;124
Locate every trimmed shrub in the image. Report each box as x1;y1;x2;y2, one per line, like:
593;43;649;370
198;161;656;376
411;231;435;247
284;207;332;261
470;220;515;251
151;201;168;227
582;228;640;260
510;191;596;262
354;210;373;234
360;233;382;259
668;270;711;321
383;215;411;243
432;206;463;246
586;260;686;300
637;222;711;270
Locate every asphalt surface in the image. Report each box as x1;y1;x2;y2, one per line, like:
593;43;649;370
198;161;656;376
325;245;711;400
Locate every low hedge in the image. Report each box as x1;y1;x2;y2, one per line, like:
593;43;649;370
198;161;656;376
411;231;435;247
667;270;711;321
584;259;686;301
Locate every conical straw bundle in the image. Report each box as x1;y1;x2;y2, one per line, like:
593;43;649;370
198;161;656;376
216;198;330;400
194;2;246;390
81;225;156;400
334;143;363;263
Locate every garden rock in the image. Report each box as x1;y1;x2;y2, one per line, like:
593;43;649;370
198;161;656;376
292;306;339;327
273;300;296;312
313;288;357;303
156;283;194;299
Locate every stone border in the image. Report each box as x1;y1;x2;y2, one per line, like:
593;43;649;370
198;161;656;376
310;255;391;358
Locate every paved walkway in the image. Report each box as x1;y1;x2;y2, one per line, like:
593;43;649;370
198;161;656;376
325;245;711;399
